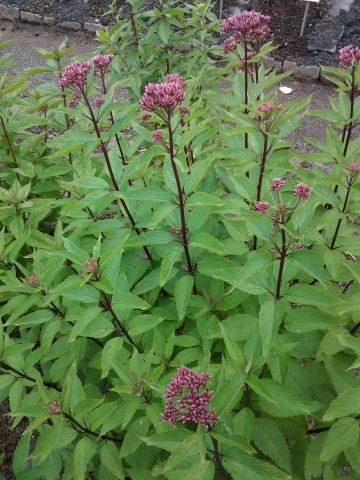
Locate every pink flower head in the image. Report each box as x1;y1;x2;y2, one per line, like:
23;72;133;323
27;274;37;286
339;45;360;68
347;163;359;173
223;36;237;54
139;112;151;122
49;401;61;414
93;54;114;74
294;242;303;249
83;257;98;274
140;74;186;113
255;201;271;215
152;130;164;143
94;97;105;107
179;106;190;118
294;183;311;200
59;60;91;89
259;102;275;113
271;178;286;191
161;366;218;430
221;10;270;40
68;91;81;107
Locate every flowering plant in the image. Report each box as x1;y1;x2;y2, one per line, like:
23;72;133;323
0;6;359;480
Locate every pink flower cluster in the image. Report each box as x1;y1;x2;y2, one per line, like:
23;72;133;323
59;60;91;88
347;163;359;173
27;274;38;286
140;74;186;113
271;178;286;191
259;102;282;113
294;183;311;200
339;45;360;68
161;366;218;430
221;10;270;40
93;54;114;74
83;257;98;275
49;400;61;414
255;201;270;215
152;130;164;143
94;97;105;108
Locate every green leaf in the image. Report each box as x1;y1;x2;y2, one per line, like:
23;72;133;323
289;250;329;288
128;314;164;336
101;337;124;379
101;442;124;478
223;452;291;480
210;432;255;455
141;429;191;451
73;437;96;480
286;284;341;308
304;433;326;480
186;192;224;207
323;388;360;421
190;232;224;255
174;275;194;321
219;323;244;368
160;246;182;287
113;293;151;311
320;417;359;462
252;418;290;472
285;308;339;333
164;434;198;472
258;299;284;357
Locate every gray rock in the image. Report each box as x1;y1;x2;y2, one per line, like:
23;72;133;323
293;65;320;82
282;60;297;72
262;55;282;72
83;22;103;32
42;16;57;26
20;11;43;24
58;21;82;31
0;5;20;21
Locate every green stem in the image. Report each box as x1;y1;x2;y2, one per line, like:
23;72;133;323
275;226;288;299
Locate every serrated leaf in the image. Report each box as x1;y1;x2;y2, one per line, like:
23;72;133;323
190;232;224;255
160;246;182;287
323;388;360;421
304;433;326;480
174;275;194;321
320;417;359;462
113;293;151;311
252;418;290;472
128;314;164;336
219;323;244;368
164;434;198;472
223;452;291;480
259;299;284;357
74;437;96;480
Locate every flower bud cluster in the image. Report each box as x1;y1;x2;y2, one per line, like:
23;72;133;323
49;400;61;414
255;201;271;215
93;54;114;75
82;257;98;276
27;274;38;286
339;45;360;68
59;60;91;88
347;163;359;173
152;130;164;143
140;74;186;113
161;366;218;430
271;178;286;191
221;11;270;41
294;183;311;200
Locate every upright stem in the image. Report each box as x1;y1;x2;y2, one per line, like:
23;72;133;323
167;112;194;277
329;182;352;250
253;133;269;250
275;226;287;299
343;70;356;158
0;115;20;181
82;90;152;260
57;58;72;165
210;436;233;480
243;41;249;149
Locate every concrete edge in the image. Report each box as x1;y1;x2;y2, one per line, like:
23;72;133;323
0;5;330;83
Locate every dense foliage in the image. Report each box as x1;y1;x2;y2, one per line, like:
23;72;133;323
0;1;360;478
